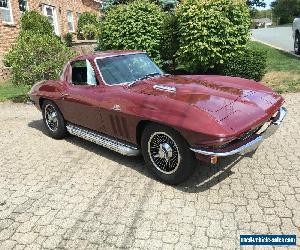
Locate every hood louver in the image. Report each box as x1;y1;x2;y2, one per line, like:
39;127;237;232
153;84;176;93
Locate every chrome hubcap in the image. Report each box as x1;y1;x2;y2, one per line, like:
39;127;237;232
148;132;180;175
295;37;299;51
157;143;173;160
45;104;58;132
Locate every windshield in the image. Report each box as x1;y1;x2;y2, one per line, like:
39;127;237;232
96;53;164;86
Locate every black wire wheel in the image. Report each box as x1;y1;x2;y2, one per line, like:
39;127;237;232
148;132;181;175
141;124;196;185
295;32;300;55
42;100;67;139
44;104;59;132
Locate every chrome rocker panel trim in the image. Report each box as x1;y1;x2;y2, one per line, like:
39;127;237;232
191;107;287;157
66;124;141;157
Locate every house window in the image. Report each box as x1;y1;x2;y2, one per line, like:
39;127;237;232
67;11;74;32
18;0;28;12
0;0;13;23
43;5;59;35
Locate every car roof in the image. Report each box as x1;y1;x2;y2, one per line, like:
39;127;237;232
71;50;145;62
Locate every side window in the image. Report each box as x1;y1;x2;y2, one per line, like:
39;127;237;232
71;60;97;86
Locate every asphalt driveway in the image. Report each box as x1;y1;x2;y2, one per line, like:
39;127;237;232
0;94;300;249
252;26;294;53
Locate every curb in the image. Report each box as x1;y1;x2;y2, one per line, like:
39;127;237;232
251;38;300;59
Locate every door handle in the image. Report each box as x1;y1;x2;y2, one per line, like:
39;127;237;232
112;105;121;112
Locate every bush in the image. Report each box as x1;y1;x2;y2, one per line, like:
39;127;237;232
5;31;75;86
82;24;99;40
176;0;251;73
160;13;179;71
77;12;100;40
98;0;164;64
20;11;53;35
220;46;267;81
64;33;73;47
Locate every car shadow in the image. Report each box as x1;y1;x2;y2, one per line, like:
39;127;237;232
28;119;250;193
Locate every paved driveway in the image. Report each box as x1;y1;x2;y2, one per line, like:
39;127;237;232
252;26;294;53
0;94;300;249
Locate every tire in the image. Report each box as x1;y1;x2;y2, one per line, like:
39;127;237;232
294;33;300;55
42;100;67;139
141;124;196;185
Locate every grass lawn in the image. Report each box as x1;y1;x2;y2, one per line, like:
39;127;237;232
249;41;300;93
0;81;30;102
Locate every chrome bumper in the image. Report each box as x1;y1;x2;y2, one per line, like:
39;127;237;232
191;107;287;157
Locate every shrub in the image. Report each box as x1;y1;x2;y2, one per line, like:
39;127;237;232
176;0;251;73
160;13;179;71
77;12;100;40
5;31;75;86
20;11;53;35
98;0;164;64
220;46;267;81
82;24;99;40
64;32;73;47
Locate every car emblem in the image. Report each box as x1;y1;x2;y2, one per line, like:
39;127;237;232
112;105;121;112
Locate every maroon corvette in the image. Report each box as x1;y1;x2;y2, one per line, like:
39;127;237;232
28;51;287;184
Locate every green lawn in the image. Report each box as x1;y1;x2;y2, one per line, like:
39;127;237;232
249;41;300;93
0;82;30;102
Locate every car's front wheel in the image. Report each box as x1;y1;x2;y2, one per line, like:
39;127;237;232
295;32;300;55
141;124;196;185
42;100;67;139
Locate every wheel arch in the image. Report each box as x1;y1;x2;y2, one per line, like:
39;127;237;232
135;120;191;147
39;97;46;110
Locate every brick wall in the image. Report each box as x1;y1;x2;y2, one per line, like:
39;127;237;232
72;40;97;55
0;0;101;67
0;67;11;83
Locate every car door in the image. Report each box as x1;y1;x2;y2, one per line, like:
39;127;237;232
59;59;106;133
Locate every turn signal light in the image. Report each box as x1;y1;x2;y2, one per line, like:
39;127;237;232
211;156;218;164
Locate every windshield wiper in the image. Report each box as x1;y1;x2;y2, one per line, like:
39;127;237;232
138;72;162;81
127;72;162;87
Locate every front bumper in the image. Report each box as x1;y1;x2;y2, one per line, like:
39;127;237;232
191;107;287;157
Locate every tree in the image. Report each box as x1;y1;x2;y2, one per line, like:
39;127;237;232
100;0;178;12
271;0;300;24
246;0;266;7
98;0;164;63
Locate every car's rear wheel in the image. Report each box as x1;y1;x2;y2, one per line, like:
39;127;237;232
141;124;196;185
42;100;67;139
295;32;300;55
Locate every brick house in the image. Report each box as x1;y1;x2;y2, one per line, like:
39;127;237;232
0;0;101;67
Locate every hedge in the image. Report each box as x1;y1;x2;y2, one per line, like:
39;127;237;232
221;46;267;81
77;12;100;40
98;0;165;64
20;11;53;35
5;31;75;86
176;0;251;73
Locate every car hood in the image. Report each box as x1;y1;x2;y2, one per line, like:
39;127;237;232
129;75;284;134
